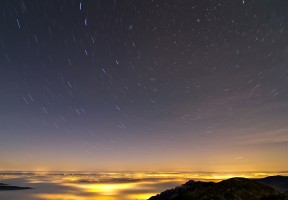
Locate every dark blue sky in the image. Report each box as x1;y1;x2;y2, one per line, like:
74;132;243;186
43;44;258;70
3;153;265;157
1;0;288;171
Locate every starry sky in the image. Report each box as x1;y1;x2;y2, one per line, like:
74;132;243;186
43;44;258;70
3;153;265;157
0;0;288;172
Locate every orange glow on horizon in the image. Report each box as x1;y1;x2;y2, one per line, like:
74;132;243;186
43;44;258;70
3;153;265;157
2;171;288;200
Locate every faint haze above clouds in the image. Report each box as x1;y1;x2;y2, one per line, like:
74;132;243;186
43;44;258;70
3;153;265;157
0;0;288;171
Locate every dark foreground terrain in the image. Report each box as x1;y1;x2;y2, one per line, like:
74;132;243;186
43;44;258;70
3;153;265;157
0;183;32;191
149;176;288;200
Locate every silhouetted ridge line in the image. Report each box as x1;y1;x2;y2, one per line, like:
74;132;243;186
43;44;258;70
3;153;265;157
0;183;32;191
148;176;288;200
256;175;288;193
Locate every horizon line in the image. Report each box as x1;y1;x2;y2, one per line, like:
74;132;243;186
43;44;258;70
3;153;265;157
0;170;288;173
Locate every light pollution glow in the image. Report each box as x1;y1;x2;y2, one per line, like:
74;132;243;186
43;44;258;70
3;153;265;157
1;171;288;200
1;1;288;199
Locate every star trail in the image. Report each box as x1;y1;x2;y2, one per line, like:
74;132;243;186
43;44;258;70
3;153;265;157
0;0;288;172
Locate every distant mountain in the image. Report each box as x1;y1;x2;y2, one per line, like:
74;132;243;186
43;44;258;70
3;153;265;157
0;183;32;191
256;176;288;193
148;176;288;200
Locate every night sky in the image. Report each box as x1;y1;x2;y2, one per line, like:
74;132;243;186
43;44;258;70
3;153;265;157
1;0;288;172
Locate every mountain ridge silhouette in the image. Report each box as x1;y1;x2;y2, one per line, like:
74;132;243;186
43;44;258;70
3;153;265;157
148;176;288;200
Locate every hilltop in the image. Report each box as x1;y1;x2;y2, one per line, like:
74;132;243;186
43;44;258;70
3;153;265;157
0;183;32;191
149;176;288;200
256;176;288;193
